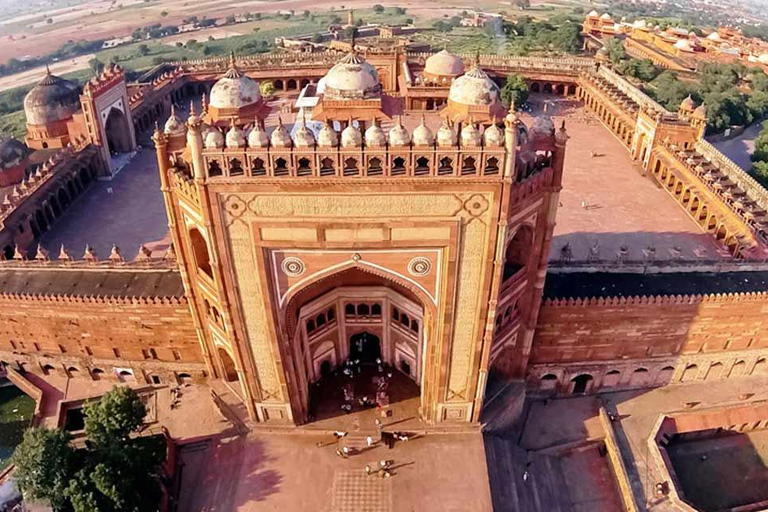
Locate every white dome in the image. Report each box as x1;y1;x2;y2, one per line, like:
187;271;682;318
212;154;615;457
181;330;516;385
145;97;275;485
388;117;411;146
204;129;224;149
633;19;647;29
270;118;292;147
412;116;434;146
483;123;504;147
600;13;612;20
225;123;246;148
759;54;768;64
460;122;481;147
424;50;465;78
674;39;692;51
323;52;382;100
293;119;316;147
588;10;599;17
317;121;338;147
209;58;261;110
364;119;387;147
163;106;186;136
448;67;500;107
341;122;362;148
680;95;695;110
707;32;722;41
437;119;457;147
247;122;269;147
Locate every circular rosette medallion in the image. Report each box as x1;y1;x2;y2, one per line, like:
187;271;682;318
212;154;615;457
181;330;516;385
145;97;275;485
407;257;432;277
281;257;306;277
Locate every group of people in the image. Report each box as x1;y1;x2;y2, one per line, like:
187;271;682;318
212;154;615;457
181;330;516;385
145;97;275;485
339;358;393;414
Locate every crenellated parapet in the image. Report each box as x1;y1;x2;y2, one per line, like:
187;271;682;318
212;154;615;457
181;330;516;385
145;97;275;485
82;64;127;99
543;291;768;307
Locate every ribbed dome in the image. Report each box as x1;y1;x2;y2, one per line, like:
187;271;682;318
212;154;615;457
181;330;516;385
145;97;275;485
424;50;465;78
388;117;411;146
365;118;387;147
412;115;434;146
323;52;382;100
680;95;695;111
24;70;81;126
448;66;500;107
693;104;707;119
205;129;224;149
0;138;29;170
270;118;292;147
460;122;481;146
293;118;316;147
209;55;261;110
247;121;269;147
483;123;504;147
164;106;186;136
341;121;362;148
437;119;457;147
225;122;246;148
317;121;338;147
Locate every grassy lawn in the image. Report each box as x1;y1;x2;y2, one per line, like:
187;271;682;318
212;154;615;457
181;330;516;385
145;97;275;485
0;384;35;470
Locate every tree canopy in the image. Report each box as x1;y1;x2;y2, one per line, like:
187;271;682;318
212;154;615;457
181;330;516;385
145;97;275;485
500;74;530;109
12;387;165;512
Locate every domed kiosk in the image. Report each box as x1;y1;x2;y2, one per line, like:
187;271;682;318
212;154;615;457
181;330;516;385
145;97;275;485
440;63;506;124
204;53;268;126
24;69;82;150
312;52;392;122
423;50;465;82
0;138;30;187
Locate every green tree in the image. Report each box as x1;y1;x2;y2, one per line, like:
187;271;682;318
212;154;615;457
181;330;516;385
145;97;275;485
604;37;625;65
311;33;324;43
303;10;310;18
136;43;150;56
260;81;276;97
500;74;529;108
12;428;74;510
747;90;768;119
84;386;146;445
225;14;236;24
752;160;768;186
160;10;168;17
394;7;406;14
89;57;105;74
373;4;384;13
552;21;582;53
650;71;694;110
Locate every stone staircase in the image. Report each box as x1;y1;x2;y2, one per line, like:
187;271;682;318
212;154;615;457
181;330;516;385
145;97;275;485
484;435;573;512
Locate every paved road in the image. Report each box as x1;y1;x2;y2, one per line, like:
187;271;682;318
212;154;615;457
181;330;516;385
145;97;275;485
711;121;765;171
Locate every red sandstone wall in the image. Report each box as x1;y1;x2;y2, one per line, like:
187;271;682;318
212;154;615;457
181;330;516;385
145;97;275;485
532;295;768;364
0;297;201;364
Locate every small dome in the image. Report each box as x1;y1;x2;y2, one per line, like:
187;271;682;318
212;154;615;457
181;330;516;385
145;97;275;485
531;115;554;136
164;106;186;136
460;122;481;147
600;12;612;20
759;53;768;64
448;66;500;107
424;50;465;78
225;122;246;148
364;118;387;147
293;119;316;147
247;121;269;147
388;117;411;146
24;70;81;126
323;52;382;100
204;129;224;149
412;116;434;146
483;122;504;147
588;10;599;17
693;104;707;119
437;119;457;147
317;121;338;147
0;138;29;170
270;118;292;147
341;121;362;148
674;39;692;51
680;95;695;111
707;32;722;41
209;55;261;110
633;19;647;29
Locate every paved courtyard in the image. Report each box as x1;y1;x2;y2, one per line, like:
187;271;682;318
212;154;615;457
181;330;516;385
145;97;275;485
41;148;169;260
711;121;764;172
525;96;726;264
177;431;492;512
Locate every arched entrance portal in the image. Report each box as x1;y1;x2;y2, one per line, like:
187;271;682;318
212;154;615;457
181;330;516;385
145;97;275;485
284;266;431;424
349;331;381;364
104;108;132;155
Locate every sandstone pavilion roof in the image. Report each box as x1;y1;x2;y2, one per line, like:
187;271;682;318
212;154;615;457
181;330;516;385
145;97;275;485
423;50;465;81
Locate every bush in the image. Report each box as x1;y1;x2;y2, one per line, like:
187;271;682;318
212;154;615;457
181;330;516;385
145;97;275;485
373;4;384;13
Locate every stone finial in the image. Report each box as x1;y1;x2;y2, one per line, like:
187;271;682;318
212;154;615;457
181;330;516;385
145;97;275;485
109;244;124;263
59;244;73;262
35;244;50;261
201;93;208;113
165;243;176;261
12;244;25;261
83;244;98;262
136;244;152;261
